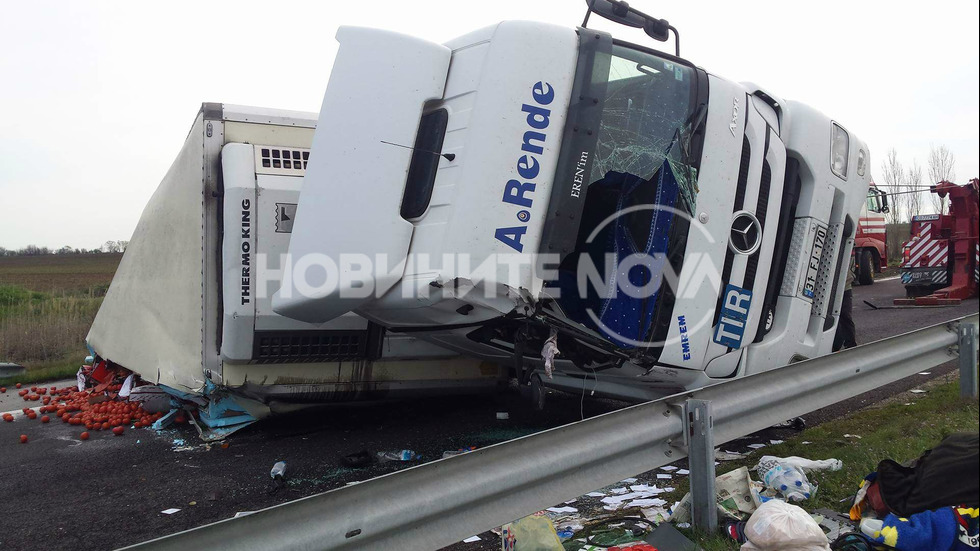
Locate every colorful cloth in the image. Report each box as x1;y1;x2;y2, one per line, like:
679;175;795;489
869;506;979;550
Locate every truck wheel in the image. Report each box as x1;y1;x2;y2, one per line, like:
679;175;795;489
529;374;547;411
858;250;875;285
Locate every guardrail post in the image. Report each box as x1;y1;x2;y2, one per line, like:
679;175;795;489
685;399;717;533
959;324;979;398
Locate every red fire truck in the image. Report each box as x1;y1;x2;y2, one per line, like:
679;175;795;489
854;184;889;285
896;178;979;304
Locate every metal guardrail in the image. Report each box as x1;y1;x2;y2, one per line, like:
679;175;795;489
123;314;979;551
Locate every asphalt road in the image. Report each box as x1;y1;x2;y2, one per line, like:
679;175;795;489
0;278;976;551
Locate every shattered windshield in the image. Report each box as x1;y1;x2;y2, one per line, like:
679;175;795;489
546;41;703;353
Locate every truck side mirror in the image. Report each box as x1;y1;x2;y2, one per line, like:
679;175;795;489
643;18;670;42
878;189;889;213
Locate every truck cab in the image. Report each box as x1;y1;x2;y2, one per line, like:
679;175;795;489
274;18;872;400
854;184;889;285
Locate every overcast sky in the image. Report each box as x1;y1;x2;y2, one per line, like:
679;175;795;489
1;0;977;250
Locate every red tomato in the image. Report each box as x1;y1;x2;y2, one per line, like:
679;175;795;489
0;387;6;393
112;426;124;436
20;434;28;443
80;432;90;440
101;422;110;430
15;383;22;389
41;415;50;423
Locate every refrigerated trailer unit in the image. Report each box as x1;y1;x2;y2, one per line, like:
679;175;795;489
86;105;506;412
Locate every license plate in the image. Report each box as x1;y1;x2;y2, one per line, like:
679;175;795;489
801;225;828;300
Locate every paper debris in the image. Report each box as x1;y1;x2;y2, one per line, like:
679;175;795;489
586;492;605;497
609;487;628;494
910;389;926;394
802;441;812;445
656;473;672;479
843;434;862;439
660;466;678;472
918;372;931;375
770;440;784;445
546;506;578;514
161;508;181;515
629;484;663;494
627;498;667;508
620;477;638;483
747;443;766;449
463;536;481;543
563;499;577;504
233;511;254;518
677;469;690;475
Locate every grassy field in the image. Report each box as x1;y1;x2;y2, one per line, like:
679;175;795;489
0;254;122;381
679;376;979;549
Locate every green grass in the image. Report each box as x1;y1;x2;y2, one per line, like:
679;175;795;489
0;353;85;386
674;378;979;549
0;254;119;372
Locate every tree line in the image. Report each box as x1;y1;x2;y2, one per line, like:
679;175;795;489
879;144;958;225
0;240;129;257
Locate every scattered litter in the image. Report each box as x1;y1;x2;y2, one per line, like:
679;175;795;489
442;446;477;459
161;508;181;515
843;434;862;439
656;473;672;479
501;515;563;550
716;450;745;461
910;389;927;394
670;467;760;523
918;371;931;375
376;450;418;462
758;462;813;502
270;461;287;482
462;535;481;543
563;499;577;504
747;443;766;449
609;487;628;494
540;329;559;379
586;492;605;497
802;441;812;445
769;439;784;445
546;506;578;514
620;477;638;483
188;501;197;506
742;500;829;551
644;522;699;551
676;469;690;476
233;511;254;519
659;465;678;472
496;412;510;420
626;498;667;508
756;455;842;473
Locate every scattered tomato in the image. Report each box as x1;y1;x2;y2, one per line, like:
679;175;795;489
112;426;124;436
19;434;28;443
41;415;50;423
15;382;22;388
80;432;90;440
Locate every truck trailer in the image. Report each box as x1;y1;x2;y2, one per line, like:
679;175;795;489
88;3;873;412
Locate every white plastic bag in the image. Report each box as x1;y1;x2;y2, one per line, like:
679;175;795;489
741;500;830;551
756;455;842;473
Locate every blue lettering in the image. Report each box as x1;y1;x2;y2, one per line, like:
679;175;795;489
495;226;528;252
517;155;539;180
532;81;554;105
502;179;536;208
521;103;551;130
521;130;546;155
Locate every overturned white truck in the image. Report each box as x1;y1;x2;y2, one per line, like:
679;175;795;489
88;6;871;420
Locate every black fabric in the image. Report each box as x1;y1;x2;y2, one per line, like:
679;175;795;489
834;289;857;351
876;432;979;517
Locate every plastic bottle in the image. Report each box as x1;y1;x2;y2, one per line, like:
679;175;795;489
377;450;418;462
761;464;812;501
270;461;287;481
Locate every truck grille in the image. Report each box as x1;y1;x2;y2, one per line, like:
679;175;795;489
252;326;384;363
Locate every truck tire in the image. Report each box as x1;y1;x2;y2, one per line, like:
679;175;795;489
858;249;875;285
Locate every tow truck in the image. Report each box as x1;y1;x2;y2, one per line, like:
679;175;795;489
895;178;979;305
87;1;873;414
